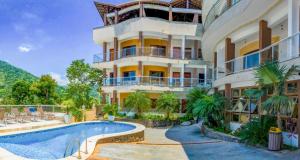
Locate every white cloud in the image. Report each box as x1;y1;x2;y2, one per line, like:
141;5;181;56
18;44;33;53
49;72;68;86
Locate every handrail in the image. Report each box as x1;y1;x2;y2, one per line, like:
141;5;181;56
204;0;241;30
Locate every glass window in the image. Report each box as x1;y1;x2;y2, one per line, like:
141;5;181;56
287;82;298;94
122;46;136;57
150;45;166;57
243;52;259;69
123;71;136;81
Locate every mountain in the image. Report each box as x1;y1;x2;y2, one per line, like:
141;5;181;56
0;60;38;96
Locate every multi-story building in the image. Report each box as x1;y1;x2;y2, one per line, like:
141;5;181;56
202;0;300;146
92;0;211;112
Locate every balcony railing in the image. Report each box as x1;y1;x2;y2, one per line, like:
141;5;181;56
204;0;241;30
102;76;212;88
217;32;300;78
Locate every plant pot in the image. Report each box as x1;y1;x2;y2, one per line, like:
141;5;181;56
268;131;282;151
64;114;71;124
108;115;115;121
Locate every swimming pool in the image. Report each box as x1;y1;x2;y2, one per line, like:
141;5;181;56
0;122;136;160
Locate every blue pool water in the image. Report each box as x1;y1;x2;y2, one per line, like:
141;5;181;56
0;122;135;159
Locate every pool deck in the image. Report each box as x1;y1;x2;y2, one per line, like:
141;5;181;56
93;125;300;160
0;120;63;134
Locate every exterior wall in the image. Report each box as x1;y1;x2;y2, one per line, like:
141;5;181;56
121;39;139;48
239;36;280;56
120;66;138;76
144;39;168;47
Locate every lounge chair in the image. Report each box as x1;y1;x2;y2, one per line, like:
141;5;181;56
24;107;39;122
37;107;55;120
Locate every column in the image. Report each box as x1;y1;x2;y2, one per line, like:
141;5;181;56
192;68;197;86
214;52;218;79
139;2;144;17
259;20;272;63
101;92;106;104
225;38;235;74
103;42;107;62
288;0;300;57
113;65;117;85
103;14;107;26
193;14;199;23
227;0;232;7
181;36;186;59
112;90;118;105
180;65;185;87
194;40;199;60
225;83;232;99
169;6;173;21
114;10;118;24
168;63;172;86
103;68;107;85
138;31;143;56
204;66;207;86
167;35;172;58
114;37;118;60
138;61;143;84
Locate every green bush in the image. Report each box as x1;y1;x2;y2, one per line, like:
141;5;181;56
70;107;83;122
179;113;193;123
157;92;180;120
235;116;276;146
103;103;118;116
141;113;165;121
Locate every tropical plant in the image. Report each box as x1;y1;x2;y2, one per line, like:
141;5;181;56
186;87;208;114
243;89;264;120
125;91;151;117
191;93;227;128
156;92;180;120
11;80;33;104
255;61;299;129
103;103;118;116
236;116;276;146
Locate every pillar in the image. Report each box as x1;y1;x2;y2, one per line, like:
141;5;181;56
138;61;143;84
181;36;186;59
204;66;207;86
101;92;106;104
193;14;199;23
180;65;185;87
112;90;118;105
169;6;173;21
259;20;272;63
192;68;197;86
288;0;300;57
103;14;107;26
225;83;232;99
138;31;143;56
139;2;144;17
114;10;118;24
214;87;218;93
194;40;199;60
214;52;218;80
227;0;232;7
103;42;107;62
113;65;117;85
225;38;235;74
168;63;172;86
167;35;172;58
114;37;118;60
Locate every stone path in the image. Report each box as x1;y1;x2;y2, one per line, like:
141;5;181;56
95;125;300;160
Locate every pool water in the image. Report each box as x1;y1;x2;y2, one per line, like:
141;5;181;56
0;122;135;160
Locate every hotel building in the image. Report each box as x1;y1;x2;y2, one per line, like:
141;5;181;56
93;0;209;112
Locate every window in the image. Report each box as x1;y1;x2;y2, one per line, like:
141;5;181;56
150;71;164;77
243;52;259;69
287;82;298;94
122;46;136;57
185;48;192;59
173;47;181;59
123;71;136;81
150;45;166;57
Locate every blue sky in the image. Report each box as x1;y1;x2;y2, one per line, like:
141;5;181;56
0;0;128;85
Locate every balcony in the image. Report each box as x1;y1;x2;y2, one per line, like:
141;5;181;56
102;76;212;88
214;32;300;81
204;0;241;30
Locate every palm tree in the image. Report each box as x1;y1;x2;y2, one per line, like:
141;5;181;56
243;89;264;121
186;87;208;114
254;61;299;129
125;91;151;117
156;92;180;120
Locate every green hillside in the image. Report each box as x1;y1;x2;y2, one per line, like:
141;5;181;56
0;60;38;97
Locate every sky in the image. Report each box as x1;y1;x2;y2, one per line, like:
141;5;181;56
0;0;129;85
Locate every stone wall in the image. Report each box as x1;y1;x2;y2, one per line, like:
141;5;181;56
202;125;241;143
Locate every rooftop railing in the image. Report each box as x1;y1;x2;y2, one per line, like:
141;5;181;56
204;0;241;30
102;76;212;88
214;32;300;79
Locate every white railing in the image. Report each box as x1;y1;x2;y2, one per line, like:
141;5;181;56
204;0;241;30
102;76;212;88
219;32;300;77
0;105;65;113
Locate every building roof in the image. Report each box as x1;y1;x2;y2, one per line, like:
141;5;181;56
94;0;202;20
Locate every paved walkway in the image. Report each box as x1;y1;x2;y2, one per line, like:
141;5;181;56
95;125;300;160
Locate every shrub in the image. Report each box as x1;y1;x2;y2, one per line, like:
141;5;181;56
157;92;180;120
235;116;276;146
103;103;118;116
125;91;151;117
141;113;165;121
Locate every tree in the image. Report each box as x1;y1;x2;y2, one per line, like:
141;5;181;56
192;93;227;128
11;80;32;104
125;91;151;117
186;87;208;114
157;92;180;120
30;75;58;104
254;62;299;129
66;60;102;109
